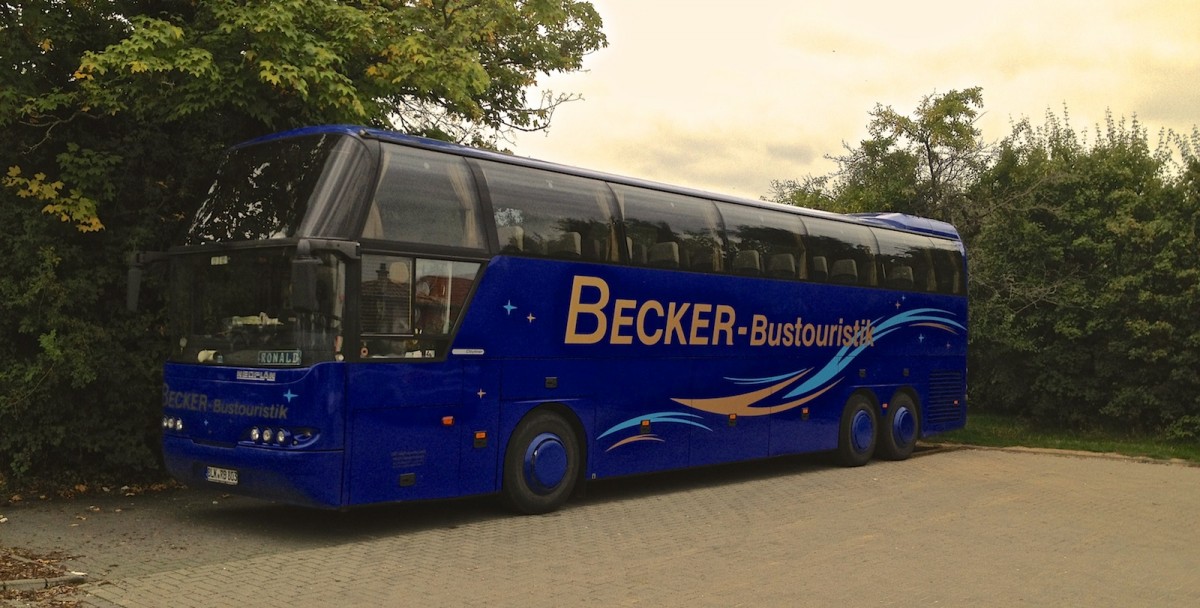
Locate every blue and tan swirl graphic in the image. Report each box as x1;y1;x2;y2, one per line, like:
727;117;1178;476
599;307;962;451
598;412;712;451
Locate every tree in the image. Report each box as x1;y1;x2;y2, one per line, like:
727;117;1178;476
0;0;606;486
970;113;1200;434
769;88;1200;439
770;87;990;232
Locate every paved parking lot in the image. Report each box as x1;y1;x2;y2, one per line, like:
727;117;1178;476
4;447;1200;607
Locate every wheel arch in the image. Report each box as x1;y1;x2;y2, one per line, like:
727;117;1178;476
503;401;589;489
886;386;923;435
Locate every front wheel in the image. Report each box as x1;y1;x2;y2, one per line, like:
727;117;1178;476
836;393;878;467
877;392;920;461
502;409;581;515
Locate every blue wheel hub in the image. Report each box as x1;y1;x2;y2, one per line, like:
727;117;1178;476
892;406;916;447
851;409;875;453
523;432;568;495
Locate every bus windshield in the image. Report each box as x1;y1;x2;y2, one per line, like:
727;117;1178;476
187;132;370;243
167;248;345;366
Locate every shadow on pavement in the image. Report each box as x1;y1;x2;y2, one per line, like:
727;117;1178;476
183;444;959;541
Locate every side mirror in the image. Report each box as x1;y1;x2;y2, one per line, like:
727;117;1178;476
126;251;168;312
291;240;321;312
127;265;144;312
291;256;322;312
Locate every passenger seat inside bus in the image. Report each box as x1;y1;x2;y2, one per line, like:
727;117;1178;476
550;231;582;259
691;248;721;272
733;250;763;276
887;265;915;290
648;242;680;269
768;253;796;279
810;256;829;282
498;225;524;253
831;259;859;285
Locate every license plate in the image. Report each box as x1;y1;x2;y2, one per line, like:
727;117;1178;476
205;466;239;486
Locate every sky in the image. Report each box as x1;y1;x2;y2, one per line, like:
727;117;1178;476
509;0;1200;199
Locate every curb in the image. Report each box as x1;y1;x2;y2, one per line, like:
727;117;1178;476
0;573;88;592
928;442;1200;467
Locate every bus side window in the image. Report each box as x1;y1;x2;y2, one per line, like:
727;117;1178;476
803;217;877;287
358;257;482;359
716;202;807;281
359;254;415;357
614;185;724;273
929;245;965;295
481;162;618;263
413;259;481;336
873;229;937;293
367;146;485;250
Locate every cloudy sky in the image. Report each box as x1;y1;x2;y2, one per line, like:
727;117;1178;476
509;0;1199;199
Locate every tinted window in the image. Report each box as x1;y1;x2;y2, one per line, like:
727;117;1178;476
362;145;486;250
169;249;345;365
482;162;617;262
873;229;936;292
361;254;413;336
803;216;878;286
717;202;807;279
929;239;967;295
614;185;724;272
358;255;481;359
190;134;367;243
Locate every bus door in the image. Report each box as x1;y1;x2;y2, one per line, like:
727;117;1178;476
345;360;464;504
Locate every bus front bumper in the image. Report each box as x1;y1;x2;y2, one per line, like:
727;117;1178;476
162;436;345;509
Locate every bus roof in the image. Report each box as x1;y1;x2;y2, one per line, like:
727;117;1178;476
238;125;962;242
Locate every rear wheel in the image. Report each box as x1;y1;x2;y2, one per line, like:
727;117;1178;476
877;392;920;461
502;409;581;515
836;393;878;467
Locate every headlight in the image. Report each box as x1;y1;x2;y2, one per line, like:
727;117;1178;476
250;427;261;442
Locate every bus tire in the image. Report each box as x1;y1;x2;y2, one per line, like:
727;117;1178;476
502;409;581;515
836;393;877;467
877;392;920;461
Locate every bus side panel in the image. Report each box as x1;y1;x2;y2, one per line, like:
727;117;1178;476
684;358;772;466
583;359;692;479
344;361;465;505
497;358;665;479
347;406;462;503
458;361;501;497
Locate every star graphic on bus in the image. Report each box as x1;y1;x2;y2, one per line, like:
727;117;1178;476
503;300;517;315
283;390;297;402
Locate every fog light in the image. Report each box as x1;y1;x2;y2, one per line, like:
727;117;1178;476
174;418;184;432
250;427;261;442
262;428;274;443
276;429;290;445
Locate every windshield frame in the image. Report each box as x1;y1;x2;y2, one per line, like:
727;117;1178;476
167;242;347;367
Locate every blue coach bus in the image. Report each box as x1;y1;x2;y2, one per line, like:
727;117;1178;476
153;125;966;514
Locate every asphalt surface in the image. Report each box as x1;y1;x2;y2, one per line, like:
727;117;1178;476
3;446;1199;607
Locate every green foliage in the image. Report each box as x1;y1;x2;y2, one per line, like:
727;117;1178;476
774;87;1200;438
770;88;990;231
0;0;605;485
971;113;1200;434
